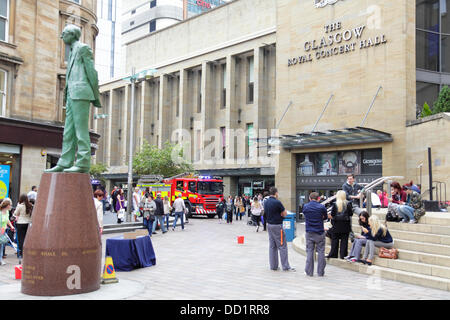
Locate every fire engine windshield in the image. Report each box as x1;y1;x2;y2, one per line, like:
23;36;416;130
197;181;223;195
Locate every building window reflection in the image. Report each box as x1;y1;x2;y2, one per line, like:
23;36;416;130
416;0;450;114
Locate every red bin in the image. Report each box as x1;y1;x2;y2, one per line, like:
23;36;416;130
15;265;22;280
237;236;244;244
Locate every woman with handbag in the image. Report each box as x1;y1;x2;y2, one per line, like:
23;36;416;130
115;188;125;223
0;198;15;266
13;194;33;259
327;190;353;259
362;215;394;265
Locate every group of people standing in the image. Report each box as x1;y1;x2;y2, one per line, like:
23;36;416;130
215;193;268;232
0;187;37;266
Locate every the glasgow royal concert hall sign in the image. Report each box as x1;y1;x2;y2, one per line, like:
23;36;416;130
314;0;344;8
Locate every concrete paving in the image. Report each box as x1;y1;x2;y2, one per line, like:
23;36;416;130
1;216;450;300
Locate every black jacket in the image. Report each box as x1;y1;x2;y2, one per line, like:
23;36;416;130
154;198;164;216
342;182;363;204
330;202;353;233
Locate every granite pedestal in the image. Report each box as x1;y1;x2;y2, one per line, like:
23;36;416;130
21;172;102;296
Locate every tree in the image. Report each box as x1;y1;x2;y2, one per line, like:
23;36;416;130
133;140;194;177
89;162;108;185
422;85;450;118
432;85;450;114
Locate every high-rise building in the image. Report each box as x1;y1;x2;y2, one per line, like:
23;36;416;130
96;0;123;82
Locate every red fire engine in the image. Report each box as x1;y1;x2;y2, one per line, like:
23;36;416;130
137;173;224;218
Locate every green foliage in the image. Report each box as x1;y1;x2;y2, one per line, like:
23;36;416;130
89;162;108;186
422;86;450;118
132;140;194;178
90;162;108;177
421;102;433;118
432;85;450;114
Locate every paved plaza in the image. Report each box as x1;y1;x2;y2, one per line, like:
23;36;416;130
1;216;450;300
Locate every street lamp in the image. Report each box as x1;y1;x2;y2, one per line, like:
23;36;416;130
123;67;157;222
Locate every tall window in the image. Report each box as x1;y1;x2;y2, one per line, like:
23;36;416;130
150;0;157;8
0;0;9;42
149;19;156;32
0;69;6;116
197;70;202;113
416;0;450;115
220;126;226;159
247;56;254;104
221;64;226;108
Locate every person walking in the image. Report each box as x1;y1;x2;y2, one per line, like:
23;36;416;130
302;192;328;277
264;187;295;272
225;196;234;224
27;186;38;202
163;196;172;231
13;194;33;259
251;196;263;232
0;198;15;266
261;191;269;231
93;189;104;234
152;194;167;234
132;187;141;222
115;188;125;223
143;193;156;236
216;197;225;223
111;186;118;213
172;194;186;231
327;190;354;259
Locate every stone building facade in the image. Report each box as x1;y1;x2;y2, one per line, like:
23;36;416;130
0;0;99;205
96;0;450;210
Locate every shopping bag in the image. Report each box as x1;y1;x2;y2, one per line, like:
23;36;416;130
117;209;125;222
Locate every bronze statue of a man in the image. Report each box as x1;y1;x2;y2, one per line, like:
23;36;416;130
46;24;101;174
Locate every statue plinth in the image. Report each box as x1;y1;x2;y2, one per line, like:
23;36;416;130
21;172;102;296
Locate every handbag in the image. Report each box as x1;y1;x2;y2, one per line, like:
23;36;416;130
0;214;9;245
378;247;398;259
117;208;125;221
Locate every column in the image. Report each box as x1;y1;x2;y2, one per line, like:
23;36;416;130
121;84;129;165
106;89;113;167
225;54;236;164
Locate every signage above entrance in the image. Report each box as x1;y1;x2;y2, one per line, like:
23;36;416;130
314;0;344;8
288;21;387;67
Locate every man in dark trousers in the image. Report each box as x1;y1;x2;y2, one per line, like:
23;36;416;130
152;193;167;234
264;187;295;272
302;192;328;277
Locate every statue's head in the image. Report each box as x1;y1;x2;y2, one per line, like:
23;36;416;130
61;24;81;45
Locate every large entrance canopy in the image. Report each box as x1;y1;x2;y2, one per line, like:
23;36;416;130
280;127;393;150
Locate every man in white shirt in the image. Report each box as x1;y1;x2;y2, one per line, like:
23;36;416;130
27;186;38;202
172;194;186;231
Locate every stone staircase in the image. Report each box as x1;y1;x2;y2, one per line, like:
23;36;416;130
293;208;450;291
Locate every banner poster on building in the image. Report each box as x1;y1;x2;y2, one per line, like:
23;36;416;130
338;150;361;175
316;152;338;176
362;149;383;174
0;165;10;199
297;154;316;176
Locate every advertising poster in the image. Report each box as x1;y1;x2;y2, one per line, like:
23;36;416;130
338;150;361;175
0;165;10;199
316;152;338;176
297;154;315;176
362;149;383;174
